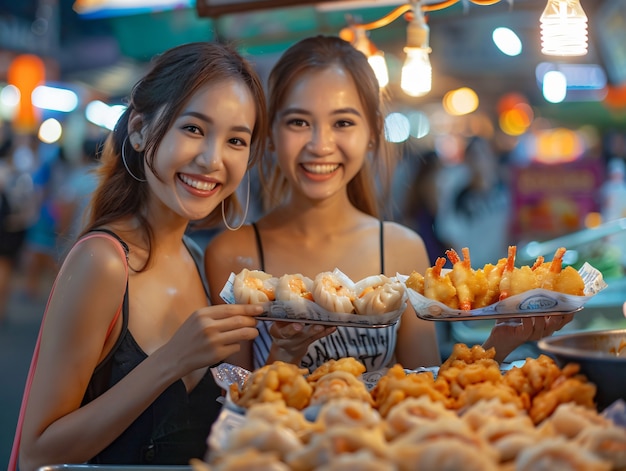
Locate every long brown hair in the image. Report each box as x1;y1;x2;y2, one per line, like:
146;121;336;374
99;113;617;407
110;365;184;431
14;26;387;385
80;41;267;266
261;35;395;218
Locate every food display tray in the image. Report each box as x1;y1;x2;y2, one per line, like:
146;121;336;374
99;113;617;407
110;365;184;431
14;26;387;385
220;272;406;328
400;262;607;322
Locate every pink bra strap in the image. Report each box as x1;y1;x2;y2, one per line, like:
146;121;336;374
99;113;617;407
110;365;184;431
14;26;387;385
8;232;129;471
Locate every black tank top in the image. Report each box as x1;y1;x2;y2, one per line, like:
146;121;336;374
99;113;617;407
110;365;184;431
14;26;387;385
82;230;222;465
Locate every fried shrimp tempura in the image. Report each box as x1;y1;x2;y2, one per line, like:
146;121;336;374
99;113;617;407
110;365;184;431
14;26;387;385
423;257;458;309
446;247;487;311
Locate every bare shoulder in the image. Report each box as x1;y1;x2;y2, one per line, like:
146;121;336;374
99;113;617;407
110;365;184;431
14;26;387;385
204;224;259;300
64;235;128;277
205;224;257;266
382;221;429;274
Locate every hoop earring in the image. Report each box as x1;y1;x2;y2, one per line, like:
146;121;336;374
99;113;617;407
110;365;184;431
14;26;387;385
221;171;250;231
122;137;147;182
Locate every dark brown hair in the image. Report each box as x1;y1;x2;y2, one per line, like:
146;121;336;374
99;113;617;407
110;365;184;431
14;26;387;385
81;41;267;265
261;35;394;217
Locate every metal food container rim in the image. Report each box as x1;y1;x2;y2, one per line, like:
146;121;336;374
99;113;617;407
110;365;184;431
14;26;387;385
538;328;626;362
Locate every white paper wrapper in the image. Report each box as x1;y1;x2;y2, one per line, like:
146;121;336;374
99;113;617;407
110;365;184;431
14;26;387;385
221;269;407;328
400;262;607;321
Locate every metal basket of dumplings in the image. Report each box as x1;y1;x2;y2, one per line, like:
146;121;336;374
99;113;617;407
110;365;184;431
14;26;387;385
538;328;626;411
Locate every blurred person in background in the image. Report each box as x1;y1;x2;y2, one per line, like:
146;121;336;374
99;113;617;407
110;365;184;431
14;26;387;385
20;144;71;300
435;135;512;267
55;137;103;255
598;157;626;268
0;130;39;324
402;150;452;265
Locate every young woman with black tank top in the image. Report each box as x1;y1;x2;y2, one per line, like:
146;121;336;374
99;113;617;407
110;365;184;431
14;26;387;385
204;35;573;374
12;41;268;470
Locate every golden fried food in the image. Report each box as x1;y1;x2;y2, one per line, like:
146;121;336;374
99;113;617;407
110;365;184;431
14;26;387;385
371;364;450;417
423;257;458;309
390;438;500;471
315;398;382;431
384;395;459;439
545;402;611;439
446;247;488;311
515;438;612;471
231;361;313;410
576;424;626;470
309;370;374;407
405;270;424;294
307;357;366;383
413;245;587;310
554;265;585;296
285;426;389;471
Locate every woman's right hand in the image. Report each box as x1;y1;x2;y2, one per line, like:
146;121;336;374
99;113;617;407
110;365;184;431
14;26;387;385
267;321;336;364
164;303;263;375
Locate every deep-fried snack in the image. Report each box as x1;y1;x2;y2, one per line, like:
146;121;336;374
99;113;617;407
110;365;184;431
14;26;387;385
575;424;626;470
515;437;612;471
371;364;450;417
285;425;389;471
423;257;458;309
554;265;585;296
246;401;316;440
384;395;459;439
529;376;597;424
215;418;303;461
446;247;488;311
231;361;313;410
478;416;545;463
307;357;366;383
544;402;611;439
309;371;373;407
390;438;500;471
315;398;382;431
405;270;424;294
461;397;530;431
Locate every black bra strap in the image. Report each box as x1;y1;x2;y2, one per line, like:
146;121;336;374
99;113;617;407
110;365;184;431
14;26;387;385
379;220;385;275
251;222;265;271
91;228;130;260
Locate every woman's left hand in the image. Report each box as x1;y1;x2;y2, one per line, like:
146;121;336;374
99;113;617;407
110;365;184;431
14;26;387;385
483;313;574;362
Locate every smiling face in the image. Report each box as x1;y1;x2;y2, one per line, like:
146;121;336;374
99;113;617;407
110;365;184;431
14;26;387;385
272;65;372;202
145;79;256;221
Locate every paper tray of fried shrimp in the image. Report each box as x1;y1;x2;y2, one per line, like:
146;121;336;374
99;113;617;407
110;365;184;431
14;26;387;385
220;268;408;328
401;246;607;321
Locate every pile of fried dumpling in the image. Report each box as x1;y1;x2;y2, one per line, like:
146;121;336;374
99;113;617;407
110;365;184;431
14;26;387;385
232;268;406;316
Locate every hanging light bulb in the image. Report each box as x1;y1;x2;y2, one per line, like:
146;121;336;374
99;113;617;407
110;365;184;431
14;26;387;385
401;1;432;97
540;0;588;56
344;27;390;88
